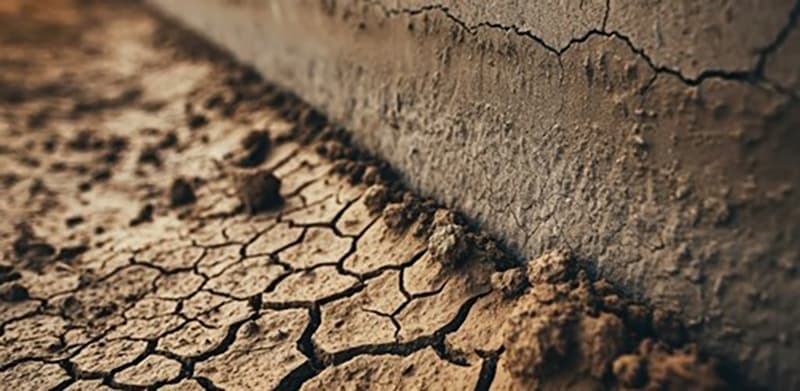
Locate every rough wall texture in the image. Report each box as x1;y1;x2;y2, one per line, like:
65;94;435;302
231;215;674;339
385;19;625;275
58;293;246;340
148;0;800;388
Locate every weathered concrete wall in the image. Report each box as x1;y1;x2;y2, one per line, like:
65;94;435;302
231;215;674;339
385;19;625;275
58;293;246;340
148;0;800;387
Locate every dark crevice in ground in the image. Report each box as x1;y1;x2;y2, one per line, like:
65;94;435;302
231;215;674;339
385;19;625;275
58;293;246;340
273;290;488;390
473;348;502;391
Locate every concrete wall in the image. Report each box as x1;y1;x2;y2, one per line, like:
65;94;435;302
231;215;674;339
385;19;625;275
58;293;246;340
149;0;800;387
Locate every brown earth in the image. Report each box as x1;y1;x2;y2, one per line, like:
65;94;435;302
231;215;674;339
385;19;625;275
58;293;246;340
0;1;736;389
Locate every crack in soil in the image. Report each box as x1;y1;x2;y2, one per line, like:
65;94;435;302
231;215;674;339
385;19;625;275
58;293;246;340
0;1;743;389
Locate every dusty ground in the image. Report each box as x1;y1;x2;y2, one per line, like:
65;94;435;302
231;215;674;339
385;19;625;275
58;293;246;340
0;1;732;390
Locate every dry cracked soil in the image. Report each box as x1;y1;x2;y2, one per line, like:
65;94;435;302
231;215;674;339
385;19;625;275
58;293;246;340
0;1;738;390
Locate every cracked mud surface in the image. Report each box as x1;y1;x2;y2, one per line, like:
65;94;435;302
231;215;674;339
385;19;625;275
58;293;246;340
0;1;751;389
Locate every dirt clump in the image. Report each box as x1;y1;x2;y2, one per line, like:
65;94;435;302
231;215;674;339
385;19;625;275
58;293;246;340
526;249;575;284
470;233;515;270
490;267;528;299
427;210;470;267
138;145;162;167
130;204;154;226
299;107;327;132
187;113;208;129
0;282;29;302
382;202;410;229
579;312;627;378
55;244;88;262
612;354;646;388
236;169;282;213
503;303;578;379
363;184;390;214
169;178;196;207
614;341;725;390
317;141;354;161
101;135;128;164
331;159;367;183
158;131;178;149
232;129;271;167
59;295;83;318
361;165;382;185
499;251;727;389
92;167;111;182
0;263;21;284
428;223;469;267
11;224;56;270
67;129;104;151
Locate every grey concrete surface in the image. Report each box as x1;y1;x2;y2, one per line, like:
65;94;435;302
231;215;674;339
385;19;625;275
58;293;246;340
148;0;800;387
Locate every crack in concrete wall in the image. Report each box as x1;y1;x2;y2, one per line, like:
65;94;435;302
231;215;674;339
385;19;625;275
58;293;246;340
367;0;800;95
378;0;800;90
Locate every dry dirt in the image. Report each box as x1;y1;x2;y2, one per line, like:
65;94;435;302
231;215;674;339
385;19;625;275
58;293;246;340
0;1;734;389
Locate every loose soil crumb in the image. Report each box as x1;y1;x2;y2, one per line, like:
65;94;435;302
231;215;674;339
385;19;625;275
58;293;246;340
169;177;196;207
616;342;726;390
130;204;155;226
237;170;283;213
138;145;162;167
428;222;469;267
187;113;208;129
232;129;271;167
363;184;390;214
494;251;726;390
382;202;409;229
491;267;528;299
0;1;736;390
0;283;29;303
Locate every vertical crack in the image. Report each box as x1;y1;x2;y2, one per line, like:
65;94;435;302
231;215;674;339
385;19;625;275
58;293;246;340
474;349;503;391
297;305;323;369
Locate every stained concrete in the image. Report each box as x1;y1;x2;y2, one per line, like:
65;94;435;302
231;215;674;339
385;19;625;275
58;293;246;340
148;0;800;388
